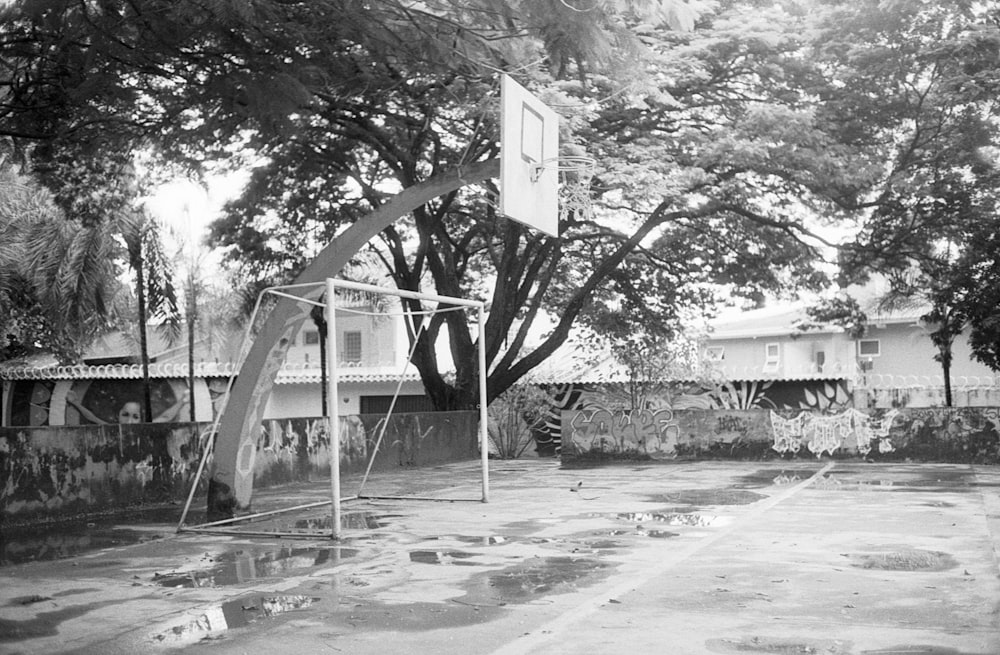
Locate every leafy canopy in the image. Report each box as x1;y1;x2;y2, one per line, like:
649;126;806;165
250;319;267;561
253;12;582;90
6;0;998;402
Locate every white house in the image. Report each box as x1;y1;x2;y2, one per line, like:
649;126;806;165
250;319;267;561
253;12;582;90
705;299;1000;407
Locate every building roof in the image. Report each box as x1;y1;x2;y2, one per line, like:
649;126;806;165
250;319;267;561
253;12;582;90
708;294;928;342
709;305;826;340
0;361;422;386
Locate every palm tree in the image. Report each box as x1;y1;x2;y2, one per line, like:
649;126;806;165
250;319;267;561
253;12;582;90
2;155;183;428
120;208;180;419
0;159;119;362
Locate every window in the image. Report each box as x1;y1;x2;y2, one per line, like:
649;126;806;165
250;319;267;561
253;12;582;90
705;346;725;361
343;331;362;363
858;339;881;357
304;331;320;345
763;342;780;372
814;350;826;372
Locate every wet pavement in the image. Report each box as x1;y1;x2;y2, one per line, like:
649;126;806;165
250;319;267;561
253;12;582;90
2;460;1000;654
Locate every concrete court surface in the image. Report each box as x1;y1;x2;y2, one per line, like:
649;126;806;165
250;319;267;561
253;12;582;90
2;459;1000;655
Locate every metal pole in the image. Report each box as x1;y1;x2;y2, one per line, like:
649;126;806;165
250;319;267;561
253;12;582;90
326;278;342;540
329;278;484;308
478;303;489;502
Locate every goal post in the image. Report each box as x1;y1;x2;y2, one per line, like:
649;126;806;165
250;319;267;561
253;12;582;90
178;278;489;540
324;277;490;538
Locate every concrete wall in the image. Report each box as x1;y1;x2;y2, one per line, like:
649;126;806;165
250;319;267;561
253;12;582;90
251;412;480;487
1;411;479;522
1;422;205;521
562;407;1000;465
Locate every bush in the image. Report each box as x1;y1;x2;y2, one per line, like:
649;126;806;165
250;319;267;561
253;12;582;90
487;384;551;459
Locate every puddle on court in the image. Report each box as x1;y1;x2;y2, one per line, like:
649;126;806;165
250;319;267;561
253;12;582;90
848;549;957;572
7;588;100;607
153;546;359;588
810;473;979;493
617;511;718;527
605;528;636;537
2;526;164;566
452;535;510;546
284;512;401;532
646;489;765;506
153;594;318;645
0;600;128;643
409;550;481;565
639;529;679;538
861;647;981;655
459;556;614;605
501;519;547;533
2;505;202;566
806;466;979;494
706;636;852;654
736;469;823;488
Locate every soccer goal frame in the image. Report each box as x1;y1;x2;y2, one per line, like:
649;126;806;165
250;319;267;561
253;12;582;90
177;277;489;540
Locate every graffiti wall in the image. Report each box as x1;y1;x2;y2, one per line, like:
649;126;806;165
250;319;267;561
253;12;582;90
535;379;853;455
252;412;480;487
562;407;1000;465
1;411;479;522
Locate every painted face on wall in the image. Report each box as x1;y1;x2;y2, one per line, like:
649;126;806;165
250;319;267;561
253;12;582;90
117;402;143;424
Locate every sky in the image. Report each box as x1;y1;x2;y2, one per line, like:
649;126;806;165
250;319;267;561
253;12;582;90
143;170;250;277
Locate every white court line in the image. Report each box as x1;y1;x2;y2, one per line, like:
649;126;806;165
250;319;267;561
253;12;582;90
490;460;837;655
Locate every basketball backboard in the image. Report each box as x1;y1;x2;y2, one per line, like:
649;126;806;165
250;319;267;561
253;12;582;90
500;74;560;237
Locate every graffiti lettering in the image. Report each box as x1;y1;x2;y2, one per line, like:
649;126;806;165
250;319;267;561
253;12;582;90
569;408;679;456
715;415;749;435
769;409;899;457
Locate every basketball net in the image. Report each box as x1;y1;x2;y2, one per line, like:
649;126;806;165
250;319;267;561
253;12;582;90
559;157;595;223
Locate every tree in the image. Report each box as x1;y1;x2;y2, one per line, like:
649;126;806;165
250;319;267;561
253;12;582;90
0;154;120;362
938;197;1000;373
10;0;993;413
120;208;180;419
813;0;1000;397
200;0;848;410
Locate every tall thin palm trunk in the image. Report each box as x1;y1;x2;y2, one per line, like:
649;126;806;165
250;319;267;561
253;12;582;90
134;244;154;420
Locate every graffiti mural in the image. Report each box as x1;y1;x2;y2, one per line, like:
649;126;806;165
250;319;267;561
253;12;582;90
534;379;854;456
770;409;898;458
567;408;680;459
4;378;201;427
562;407;1000;465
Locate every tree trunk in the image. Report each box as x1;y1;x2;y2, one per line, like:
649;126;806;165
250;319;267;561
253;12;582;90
187;275;197;421
135;251;153;421
311;301;328;416
941;351;953;407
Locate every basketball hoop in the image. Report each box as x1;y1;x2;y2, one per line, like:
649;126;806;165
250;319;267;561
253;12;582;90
530;155;596;222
